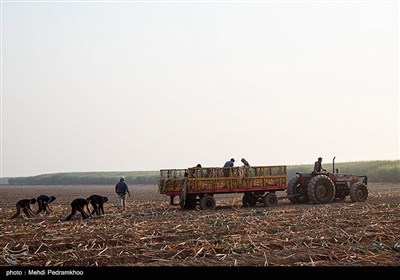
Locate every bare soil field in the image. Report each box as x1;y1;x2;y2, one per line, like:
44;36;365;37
0;183;399;267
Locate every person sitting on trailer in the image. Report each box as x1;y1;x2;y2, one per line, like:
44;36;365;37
195;163;209;177
195;164;202;177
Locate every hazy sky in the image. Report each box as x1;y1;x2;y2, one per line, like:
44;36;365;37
1;0;399;177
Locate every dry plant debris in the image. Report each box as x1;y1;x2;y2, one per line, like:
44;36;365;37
0;183;399;266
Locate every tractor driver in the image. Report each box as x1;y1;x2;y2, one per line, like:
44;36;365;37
314;157;326;173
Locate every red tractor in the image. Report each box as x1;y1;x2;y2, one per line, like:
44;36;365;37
287;157;368;204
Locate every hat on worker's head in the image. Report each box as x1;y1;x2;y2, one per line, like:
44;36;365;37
120;176;125;181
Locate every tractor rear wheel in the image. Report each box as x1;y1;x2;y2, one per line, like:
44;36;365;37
307;175;335;204
263;192;278;207
350;183;368;202
287;177;309;204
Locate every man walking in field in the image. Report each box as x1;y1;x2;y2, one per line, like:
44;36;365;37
115;176;130;212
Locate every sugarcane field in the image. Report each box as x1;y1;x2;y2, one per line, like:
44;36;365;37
1;182;399;267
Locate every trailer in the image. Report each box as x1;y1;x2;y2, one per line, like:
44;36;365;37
158;165;287;210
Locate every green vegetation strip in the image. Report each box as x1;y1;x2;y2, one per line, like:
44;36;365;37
6;160;400;185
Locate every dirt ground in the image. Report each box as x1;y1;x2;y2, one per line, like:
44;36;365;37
0;183;399;267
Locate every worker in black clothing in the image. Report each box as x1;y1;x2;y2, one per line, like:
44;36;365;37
10;198;37;219
87;195;108;216
65;198;92;220
36;195;56;214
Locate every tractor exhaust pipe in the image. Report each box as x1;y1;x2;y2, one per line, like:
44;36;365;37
333;157;336;173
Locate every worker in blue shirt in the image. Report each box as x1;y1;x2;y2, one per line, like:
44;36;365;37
223;158;235;177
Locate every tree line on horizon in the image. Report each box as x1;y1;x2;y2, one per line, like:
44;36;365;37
5;160;399;185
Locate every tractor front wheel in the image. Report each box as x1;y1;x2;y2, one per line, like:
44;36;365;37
350;183;368;202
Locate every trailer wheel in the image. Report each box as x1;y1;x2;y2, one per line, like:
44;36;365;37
307;175;335;204
199;195;216;210
263;192;278;207
350;183;368;202
242;192;257;207
287;177;309;204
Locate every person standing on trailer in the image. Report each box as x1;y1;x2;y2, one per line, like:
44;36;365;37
223;158;235;177
241;158;251;176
